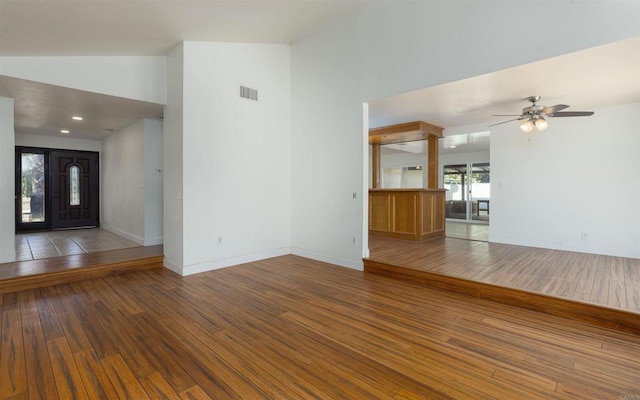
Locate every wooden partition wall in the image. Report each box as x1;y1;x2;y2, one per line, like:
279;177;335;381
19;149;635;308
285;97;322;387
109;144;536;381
369;121;445;241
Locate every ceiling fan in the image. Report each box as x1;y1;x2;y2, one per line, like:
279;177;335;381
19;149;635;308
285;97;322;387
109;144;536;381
490;96;594;132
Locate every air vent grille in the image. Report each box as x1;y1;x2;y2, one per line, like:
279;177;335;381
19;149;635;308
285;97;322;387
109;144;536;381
240;85;258;101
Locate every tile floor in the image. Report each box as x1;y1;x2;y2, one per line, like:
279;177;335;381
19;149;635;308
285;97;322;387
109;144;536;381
446;221;489;241
15;228;140;261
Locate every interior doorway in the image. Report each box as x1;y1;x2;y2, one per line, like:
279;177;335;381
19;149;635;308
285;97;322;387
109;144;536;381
443;162;490;223
16;147;100;232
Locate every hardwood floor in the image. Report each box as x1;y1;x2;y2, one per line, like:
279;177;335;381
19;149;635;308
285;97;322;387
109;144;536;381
0;246;164;294
2;255;639;399
367;236;640;314
365;236;640;334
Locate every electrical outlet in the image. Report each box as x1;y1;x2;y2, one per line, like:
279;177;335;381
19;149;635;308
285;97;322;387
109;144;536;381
218;236;223;244
352;236;357;244
352;192;357;199
581;232;588;240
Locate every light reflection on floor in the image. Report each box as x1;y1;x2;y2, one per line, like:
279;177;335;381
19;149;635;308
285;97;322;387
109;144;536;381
15;228;140;261
446;221;489;242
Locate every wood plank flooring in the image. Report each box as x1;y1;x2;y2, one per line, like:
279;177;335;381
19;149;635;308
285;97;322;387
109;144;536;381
2;255;640;399
367;236;640;314
0;246;164;294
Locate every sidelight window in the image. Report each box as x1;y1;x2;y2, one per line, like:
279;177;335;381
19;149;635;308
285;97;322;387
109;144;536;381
21;153;46;223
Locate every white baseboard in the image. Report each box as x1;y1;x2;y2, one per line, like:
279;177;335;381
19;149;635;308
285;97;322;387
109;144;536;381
181;247;291;276
162;258;183;275
490;236;640;259
290;247;364;271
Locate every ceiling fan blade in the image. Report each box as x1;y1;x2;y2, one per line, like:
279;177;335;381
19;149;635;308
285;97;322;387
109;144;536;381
547;111;594;117
492;114;523;117
541;104;569;114
488;118;522;127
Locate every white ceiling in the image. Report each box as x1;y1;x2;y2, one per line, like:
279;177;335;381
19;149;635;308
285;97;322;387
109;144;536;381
372;36;640;156
0;0;369;140
0;2;638;148
0;76;165;140
0;0;369;56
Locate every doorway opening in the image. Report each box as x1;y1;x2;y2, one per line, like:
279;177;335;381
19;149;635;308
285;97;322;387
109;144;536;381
443;162;490;241
16;147;100;232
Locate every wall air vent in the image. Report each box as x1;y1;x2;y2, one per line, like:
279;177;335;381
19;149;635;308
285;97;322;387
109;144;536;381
239;85;258;101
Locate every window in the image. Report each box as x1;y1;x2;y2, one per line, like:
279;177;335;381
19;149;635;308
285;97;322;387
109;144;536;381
21;152;46;222
70;165;80;206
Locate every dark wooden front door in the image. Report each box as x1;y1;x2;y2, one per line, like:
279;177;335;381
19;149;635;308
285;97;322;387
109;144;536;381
50;150;99;229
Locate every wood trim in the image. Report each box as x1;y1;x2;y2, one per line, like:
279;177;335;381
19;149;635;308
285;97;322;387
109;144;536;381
371;143;380;188
0;246;164;294
427;136;438;188
364;259;640;335
369;121;444;145
0;256;163;294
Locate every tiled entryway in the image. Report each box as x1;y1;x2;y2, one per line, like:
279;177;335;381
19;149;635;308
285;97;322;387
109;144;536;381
15;229;140;261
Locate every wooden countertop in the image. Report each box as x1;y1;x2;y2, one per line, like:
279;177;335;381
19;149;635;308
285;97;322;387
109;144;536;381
369;188;447;192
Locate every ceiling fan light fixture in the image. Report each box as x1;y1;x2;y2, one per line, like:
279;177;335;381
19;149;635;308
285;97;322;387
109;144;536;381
520;119;534;133
535;116;548;131
491;96;594;131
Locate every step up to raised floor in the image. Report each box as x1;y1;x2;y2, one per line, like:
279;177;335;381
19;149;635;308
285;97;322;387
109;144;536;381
364;259;640;335
0;246;164;294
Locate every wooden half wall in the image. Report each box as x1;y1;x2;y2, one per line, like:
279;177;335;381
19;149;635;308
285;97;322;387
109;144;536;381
369;121;446;241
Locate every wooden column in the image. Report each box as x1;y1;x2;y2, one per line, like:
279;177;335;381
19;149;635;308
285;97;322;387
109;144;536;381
427;136;439;189
369;120;443;189
372;143;381;188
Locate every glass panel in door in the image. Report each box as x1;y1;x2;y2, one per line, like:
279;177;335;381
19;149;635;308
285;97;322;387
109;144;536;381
470;162;490;222
443;164;468;220
21;152;46;223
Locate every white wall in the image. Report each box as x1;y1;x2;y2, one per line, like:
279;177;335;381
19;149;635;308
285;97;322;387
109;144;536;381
168;41;291;275
102;120;146;243
144;119;164;245
15;132;101;152
380;151;427;188
381;151;426;169
291;1;640;268
291;16;364;269
490;102;640;258
102;119;164;246
0;97;15;262
440;151;490;168
358;2;640;102
1;56;165;262
0;56;166;104
163;43;184;272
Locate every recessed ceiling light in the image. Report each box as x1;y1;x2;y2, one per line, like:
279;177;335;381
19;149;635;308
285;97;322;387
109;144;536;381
72;116;83;121
60;129;70;134
450;145;456;149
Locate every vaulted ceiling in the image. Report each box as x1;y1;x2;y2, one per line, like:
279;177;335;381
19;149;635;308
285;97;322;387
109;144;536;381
0;1;638;148
0;0;369;56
